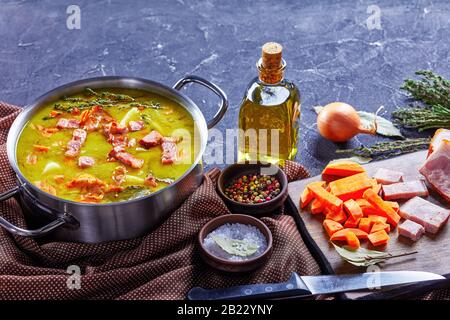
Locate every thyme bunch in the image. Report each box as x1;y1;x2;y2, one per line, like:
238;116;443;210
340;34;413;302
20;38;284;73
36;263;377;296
392;70;450;130
336;138;431;159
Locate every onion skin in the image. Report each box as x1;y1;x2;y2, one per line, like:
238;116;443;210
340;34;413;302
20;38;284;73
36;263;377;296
317;102;375;142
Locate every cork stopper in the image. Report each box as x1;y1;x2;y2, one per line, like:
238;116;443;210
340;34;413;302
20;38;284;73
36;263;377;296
258;42;285;84
261;42;283;69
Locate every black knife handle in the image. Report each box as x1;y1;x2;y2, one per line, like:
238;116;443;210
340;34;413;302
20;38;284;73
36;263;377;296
187;273;311;300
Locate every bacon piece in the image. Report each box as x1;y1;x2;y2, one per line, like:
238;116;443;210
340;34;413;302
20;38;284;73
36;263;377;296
26;153;37;165
35;181;57;196
56;118;80;129
428;128;450;157
161;137;177;164
81;106;113;132
128;120;144;132
399;196;450;234
382;180;429;200
104;184;124;194
66;173;105;189
139;130;163;148
36;125;59;137
373;168;403;185
398;220;425;242
33;144;49;152
419;140;450;203
144;173;158;188
65;129;87;158
109;146;144;169
78;156;95;169
112;165;127;184
80;192;104;203
54;175;65;183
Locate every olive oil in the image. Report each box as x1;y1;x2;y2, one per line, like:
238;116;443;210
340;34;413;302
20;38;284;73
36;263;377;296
238;42;301;164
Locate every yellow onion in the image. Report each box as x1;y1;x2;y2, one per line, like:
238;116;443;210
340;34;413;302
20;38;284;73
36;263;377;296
317;102;376;142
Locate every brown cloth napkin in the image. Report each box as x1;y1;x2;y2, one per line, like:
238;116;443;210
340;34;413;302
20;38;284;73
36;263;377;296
0;102;321;300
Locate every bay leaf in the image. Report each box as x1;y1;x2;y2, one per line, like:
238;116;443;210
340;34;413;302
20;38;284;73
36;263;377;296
332;243;390;267
358;111;404;138
212;235;259;257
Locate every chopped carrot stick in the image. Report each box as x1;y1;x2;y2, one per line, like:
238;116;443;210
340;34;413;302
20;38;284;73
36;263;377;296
355;199;378;216
300;181;325;208
323;219;344;237
325;208;347;224
330;228;369;241
368;230;390;246
311;199;324;214
385;201;399;212
363;189;401;227
322;161;365;177
370;221;390;233
345;231;360;249
343;199;363;220
307;184;343;213
358;217;372;234
344;217;360;228
33;144;49;152
368;215;388;224
372;183;382;194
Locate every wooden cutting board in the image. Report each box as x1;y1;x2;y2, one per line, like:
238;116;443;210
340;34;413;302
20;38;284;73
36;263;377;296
289;151;450;298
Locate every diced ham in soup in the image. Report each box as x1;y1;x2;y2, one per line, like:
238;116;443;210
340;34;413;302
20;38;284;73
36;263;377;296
382;180;429;200
161;137;177;165
139;130;163;148
373;168;403;185
78;156;95;169
65;129;87;158
398;220;425;242
144;173;158;188
109;146;144;169
56;118;80;129
128;120;144;132
399;196;450;234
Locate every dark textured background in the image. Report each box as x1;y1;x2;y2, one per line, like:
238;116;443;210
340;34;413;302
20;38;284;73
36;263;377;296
1;0;449;175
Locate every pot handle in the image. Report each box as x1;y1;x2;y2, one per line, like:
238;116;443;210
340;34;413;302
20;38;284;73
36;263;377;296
0;186;69;237
173;75;228;129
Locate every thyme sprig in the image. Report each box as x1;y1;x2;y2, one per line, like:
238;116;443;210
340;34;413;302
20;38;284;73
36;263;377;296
392;70;450;130
336;138;431;159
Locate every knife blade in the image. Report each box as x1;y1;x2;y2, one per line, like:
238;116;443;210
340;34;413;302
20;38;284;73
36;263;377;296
187;271;445;300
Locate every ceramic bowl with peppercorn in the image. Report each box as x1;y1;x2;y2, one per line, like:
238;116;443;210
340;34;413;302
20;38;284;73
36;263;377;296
217;163;288;215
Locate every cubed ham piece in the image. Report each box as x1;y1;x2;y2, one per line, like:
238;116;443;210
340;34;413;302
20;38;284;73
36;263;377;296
399;196;450;234
161;137;177;165
382;180;429;200
373;168;403;185
109;146;144;169
78;156;95;169
128;120;144;132
139;130;163;148
65;129;87;158
104;121;128;135
398;220;425;241
56;118;80;129
419;140;450;203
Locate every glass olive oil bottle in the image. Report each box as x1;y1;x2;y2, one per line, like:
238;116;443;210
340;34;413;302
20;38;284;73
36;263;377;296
238;42;301;165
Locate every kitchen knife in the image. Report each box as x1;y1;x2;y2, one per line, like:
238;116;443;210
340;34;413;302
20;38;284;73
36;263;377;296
187;271;445;300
